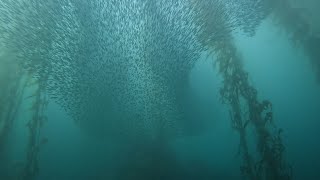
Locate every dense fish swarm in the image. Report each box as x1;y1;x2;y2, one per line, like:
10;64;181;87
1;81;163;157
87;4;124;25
0;0;267;138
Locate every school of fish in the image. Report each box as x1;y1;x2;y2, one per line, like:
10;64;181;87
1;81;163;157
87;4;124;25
0;0;271;138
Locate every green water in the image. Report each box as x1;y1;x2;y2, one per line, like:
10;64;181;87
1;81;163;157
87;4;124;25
0;0;320;179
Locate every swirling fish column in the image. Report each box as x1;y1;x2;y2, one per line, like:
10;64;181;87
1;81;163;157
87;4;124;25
105;0;185;140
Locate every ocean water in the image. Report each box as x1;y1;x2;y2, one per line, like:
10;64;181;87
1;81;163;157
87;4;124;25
0;1;320;180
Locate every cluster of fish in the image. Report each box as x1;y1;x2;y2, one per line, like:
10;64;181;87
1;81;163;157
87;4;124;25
0;0;268;138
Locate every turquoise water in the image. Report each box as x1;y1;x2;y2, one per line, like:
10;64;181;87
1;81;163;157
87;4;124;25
1;1;320;180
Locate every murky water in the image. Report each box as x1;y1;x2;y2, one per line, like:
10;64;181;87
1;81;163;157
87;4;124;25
1;1;319;180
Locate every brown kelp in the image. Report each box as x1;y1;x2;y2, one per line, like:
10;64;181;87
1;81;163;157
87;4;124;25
268;0;320;82
0;52;25;142
193;1;292;179
21;78;48;180
0;51;27;179
212;36;292;180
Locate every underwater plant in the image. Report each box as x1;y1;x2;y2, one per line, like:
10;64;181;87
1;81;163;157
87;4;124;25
21;77;48;180
0;53;24;139
279;3;320;82
192;1;293;179
213;37;292;180
0;51;28;179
